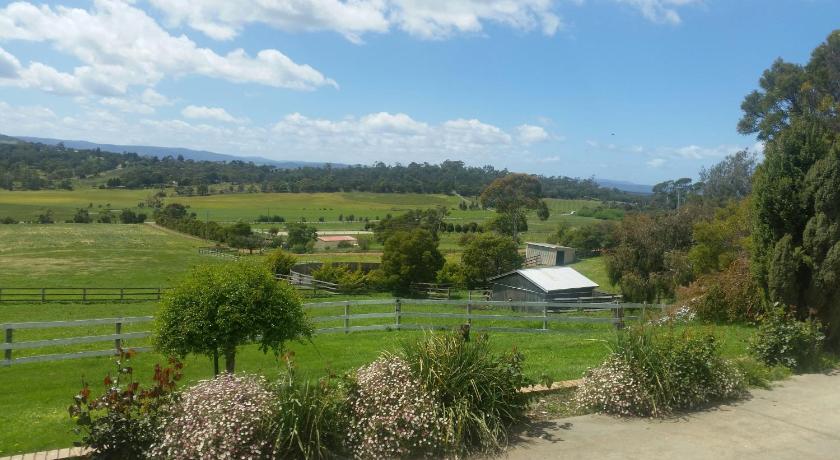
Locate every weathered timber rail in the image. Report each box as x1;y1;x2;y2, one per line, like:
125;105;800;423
0;287;166;303
1;299;664;366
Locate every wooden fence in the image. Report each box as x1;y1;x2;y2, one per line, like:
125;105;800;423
2;316;153;366
0;299;665;366
276;272;339;295
197;247;241;259
0;287;166;303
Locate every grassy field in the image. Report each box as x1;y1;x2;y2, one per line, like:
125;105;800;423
0;224;214;287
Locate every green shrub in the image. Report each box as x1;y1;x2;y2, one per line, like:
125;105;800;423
575;327;745;417
734;357;792;389
749;304;824;372
400;333;530;454
269;358;351;459
264;249;297;275
69;350;182;459
675;257;765;323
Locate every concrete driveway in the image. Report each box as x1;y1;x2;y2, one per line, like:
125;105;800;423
502;372;840;460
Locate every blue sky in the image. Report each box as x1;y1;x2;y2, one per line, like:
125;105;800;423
0;0;838;184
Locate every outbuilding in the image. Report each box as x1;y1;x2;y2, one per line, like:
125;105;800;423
489;266;599;301
525;242;575;266
315;235;358;249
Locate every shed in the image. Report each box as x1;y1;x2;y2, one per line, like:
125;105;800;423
489;266;598;301
525;242;575;266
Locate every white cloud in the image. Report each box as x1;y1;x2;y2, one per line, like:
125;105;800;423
612;0;701;25
182;105;246;124
0;46;20;78
0;1;336;96
661;144;741;160
100;97;155;114
141;89;173;107
647;158;666;168
517;124;549;144
150;0;562;42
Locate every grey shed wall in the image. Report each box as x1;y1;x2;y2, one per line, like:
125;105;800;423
490;272;597;301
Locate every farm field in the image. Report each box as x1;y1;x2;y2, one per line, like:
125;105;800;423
0;224;212;287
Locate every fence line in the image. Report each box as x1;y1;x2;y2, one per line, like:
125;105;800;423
0;287;166;303
1;299;666;366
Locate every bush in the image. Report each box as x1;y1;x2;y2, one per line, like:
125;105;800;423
734;357;792;389
0;216;17;224
348;355;446;458
749;304;824;372
269;357;351;459
400;333;530;454
675;257;764;323
575;327;745;417
151;374;275;459
69;350;182;459
265;249;297;275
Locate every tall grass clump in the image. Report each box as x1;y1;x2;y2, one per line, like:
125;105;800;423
575;326;745;417
400;333;530;454
269;356;351;459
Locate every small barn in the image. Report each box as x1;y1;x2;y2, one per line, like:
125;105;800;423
489;266;598;301
315;235;357;249
525;242;575;266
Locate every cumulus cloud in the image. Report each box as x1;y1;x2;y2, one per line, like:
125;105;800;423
182;105;247;124
149;0;562;42
612;0;701;25
517;124;549;144
0;0;336;96
0;46;20;78
647;158;666;168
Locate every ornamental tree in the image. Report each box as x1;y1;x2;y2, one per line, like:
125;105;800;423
155;260;312;375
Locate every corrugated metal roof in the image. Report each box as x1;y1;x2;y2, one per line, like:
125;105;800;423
317;235;357;242
516;266;599;292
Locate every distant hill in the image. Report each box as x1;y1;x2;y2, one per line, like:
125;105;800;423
595;178;653;195
15;136;335;169
0;134;19;145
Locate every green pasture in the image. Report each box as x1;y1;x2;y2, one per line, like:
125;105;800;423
0;224;212;288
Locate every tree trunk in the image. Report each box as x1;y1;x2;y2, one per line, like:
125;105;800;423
213;349;219;376
224;348;236;373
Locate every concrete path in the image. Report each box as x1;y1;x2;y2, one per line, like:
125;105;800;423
502;372;840;460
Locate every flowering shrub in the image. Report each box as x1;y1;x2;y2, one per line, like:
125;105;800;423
348;355;446;459
575;327;745;417
750;304;824;371
675;257;764;323
652;305;696;326
151;374;275;459
401;333;530;454
69;349;182;459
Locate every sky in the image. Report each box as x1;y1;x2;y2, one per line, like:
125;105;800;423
0;1;838;184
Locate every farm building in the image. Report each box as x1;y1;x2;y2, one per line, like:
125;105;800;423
489;266;598;301
315;235;358;249
525;242;575;266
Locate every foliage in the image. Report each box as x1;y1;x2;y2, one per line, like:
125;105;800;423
687;200;750;276
480;173;548;240
699;150;757;205
380;228;444;294
436;260;465;287
676;257;765;323
155;260;312;374
549;220;618;257
151;374;275;459
69;349;182;460
270;355;351;459
575;327;746;417
154;203;265;248
72;208;92;223
650;177;702;210
264;249;297;275
372;207;448;243
286;222;318;247
734;357;792;390
460;233;522;288
749;304;825;371
745;31;840;348
400;333;530;454
605;209;699;302
119;209;147;224
348;355;446;459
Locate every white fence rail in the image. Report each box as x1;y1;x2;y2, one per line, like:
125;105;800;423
1;299;665;366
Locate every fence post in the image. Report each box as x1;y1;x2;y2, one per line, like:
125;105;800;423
4;328;12;366
641;302;647;324
120;288;125;303
467;299;472;326
542;304;548;331
344;302;350;334
82;288;87;302
41;288;46;303
614;306;625;330
114;321;122;351
157;287;162;301
395;298;402;330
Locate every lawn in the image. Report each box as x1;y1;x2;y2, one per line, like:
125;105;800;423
0;224;212;287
